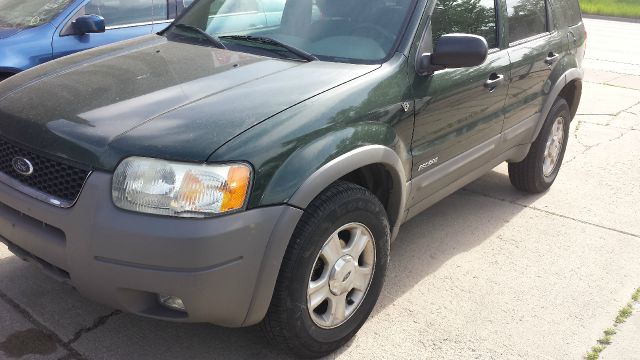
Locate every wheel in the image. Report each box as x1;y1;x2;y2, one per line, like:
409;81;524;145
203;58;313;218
262;181;390;358
508;98;571;193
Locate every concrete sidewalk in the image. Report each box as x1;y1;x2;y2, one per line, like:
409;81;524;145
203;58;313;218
1;17;639;360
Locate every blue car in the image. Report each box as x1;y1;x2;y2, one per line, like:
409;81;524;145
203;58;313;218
0;0;190;81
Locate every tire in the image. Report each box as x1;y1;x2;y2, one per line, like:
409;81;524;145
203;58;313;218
508;98;571;193
262;181;390;358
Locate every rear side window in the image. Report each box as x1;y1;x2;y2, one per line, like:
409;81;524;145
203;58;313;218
555;0;582;27
431;0;498;49
506;0;547;43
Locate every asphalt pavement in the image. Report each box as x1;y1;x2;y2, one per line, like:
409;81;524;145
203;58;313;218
1;17;639;360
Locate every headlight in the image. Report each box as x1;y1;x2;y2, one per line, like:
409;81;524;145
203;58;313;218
112;157;251;217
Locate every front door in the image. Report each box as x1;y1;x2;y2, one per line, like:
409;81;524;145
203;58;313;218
408;0;510;211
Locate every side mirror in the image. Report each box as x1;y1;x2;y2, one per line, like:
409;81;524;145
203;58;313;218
73;15;106;35
417;34;489;75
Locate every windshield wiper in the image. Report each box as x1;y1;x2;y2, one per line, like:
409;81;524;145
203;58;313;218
172;23;226;49
220;35;317;62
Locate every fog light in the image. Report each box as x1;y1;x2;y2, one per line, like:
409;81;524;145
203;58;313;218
159;294;186;312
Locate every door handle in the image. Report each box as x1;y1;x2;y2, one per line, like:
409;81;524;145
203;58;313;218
545;52;560;65
484;73;505;91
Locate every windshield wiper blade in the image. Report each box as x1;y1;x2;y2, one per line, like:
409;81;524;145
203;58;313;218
220;35;317;62
173;23;226;49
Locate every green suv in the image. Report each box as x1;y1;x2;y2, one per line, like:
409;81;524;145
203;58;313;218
0;0;585;357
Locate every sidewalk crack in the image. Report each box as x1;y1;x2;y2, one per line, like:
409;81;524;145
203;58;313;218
65;310;122;346
0;289;87;360
462;189;640;239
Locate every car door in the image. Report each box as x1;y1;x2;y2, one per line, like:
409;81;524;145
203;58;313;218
502;0;565;132
52;0;163;59
407;0;510;214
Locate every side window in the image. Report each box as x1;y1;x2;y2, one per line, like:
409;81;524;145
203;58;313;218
431;0;498;49
555;0;582;27
182;0;196;7
153;0;169;21
262;0;287;13
85;0;161;27
211;0;261;15
506;0;547;43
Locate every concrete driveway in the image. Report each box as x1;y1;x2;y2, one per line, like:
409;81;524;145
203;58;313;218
1;17;640;360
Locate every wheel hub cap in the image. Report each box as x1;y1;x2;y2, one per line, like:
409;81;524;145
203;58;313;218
307;223;376;329
329;255;357;296
543;116;566;177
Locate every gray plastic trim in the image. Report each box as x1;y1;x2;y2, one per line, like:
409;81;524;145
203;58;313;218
534;67;584;142
0;171;303;327
288;145;408;239
406;144;529;220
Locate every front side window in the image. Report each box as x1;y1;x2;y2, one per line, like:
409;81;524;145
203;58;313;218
165;0;416;63
431;0;498;49
506;0;547;43
85;0;166;27
0;0;73;28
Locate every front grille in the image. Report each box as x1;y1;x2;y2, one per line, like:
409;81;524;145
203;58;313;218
0;139;90;205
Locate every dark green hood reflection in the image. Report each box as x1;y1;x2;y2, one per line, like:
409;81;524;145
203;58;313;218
0;35;378;170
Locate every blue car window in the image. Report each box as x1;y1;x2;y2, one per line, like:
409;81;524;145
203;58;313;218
153;0;169;21
85;0;165;26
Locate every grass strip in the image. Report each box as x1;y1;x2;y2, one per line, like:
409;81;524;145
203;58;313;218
584;287;640;359
581;0;640;19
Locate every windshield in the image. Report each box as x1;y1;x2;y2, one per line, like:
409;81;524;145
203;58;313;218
165;0;415;63
0;0;73;28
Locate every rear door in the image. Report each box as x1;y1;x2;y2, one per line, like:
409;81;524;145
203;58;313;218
52;0;163;59
408;0;510;212
502;0;565;132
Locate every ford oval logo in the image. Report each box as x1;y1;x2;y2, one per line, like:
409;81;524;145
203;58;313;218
12;157;34;176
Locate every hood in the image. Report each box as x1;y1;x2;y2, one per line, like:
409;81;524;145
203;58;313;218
0;35;379;170
0;27;22;39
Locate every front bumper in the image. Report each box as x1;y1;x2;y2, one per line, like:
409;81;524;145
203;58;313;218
0;171;302;327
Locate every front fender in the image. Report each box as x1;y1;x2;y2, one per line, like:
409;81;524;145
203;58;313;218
0;25;56;73
272;127;408;230
209;52;415;217
287;142;406;222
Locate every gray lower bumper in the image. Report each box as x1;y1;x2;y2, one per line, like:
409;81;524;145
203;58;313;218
0;171;302;327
